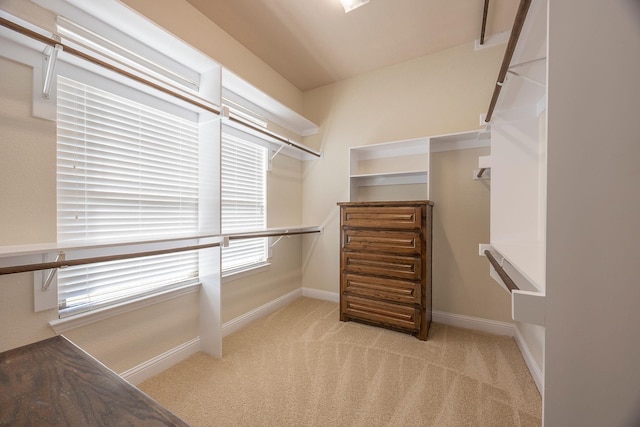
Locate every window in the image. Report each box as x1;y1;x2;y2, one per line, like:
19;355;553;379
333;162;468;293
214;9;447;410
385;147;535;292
220;132;268;274
55;76;201;317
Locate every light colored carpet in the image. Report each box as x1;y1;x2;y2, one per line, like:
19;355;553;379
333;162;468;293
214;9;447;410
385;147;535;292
139;297;541;426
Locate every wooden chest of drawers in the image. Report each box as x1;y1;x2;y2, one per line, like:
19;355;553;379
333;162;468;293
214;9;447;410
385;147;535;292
338;201;433;340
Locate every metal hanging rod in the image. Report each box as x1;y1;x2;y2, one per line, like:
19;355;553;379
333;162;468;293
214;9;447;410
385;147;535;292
226;227;323;241
0;227;322;277
223;108;321;158
0;16;220;116
476;167;488;178
480;0;490;45
484;0;533;123
484;249;520;293
0;241;222;276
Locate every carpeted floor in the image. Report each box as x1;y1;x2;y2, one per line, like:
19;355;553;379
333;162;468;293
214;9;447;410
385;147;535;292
139;297;541;426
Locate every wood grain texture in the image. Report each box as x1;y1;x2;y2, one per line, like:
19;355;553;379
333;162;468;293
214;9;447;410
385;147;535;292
339;201;433;340
0;336;188;426
343;229;421;255
343;273;421;305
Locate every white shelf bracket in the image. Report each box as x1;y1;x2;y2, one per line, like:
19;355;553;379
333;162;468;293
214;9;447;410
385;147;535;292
473;168;491;180
268;145;285;170
269;234;290;248
42;251;65;291
42;40;62;99
507;70;545;88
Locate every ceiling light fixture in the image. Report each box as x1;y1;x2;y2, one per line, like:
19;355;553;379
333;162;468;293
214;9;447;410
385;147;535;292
340;0;369;13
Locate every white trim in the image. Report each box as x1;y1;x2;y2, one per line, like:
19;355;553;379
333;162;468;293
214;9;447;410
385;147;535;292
302;288;340;303
433;310;543;393
222;68;318;137
221;288;302;337
513;326;544;394
119;337;201;385
431;310;515;337
49;283;200;334
430;138;491;153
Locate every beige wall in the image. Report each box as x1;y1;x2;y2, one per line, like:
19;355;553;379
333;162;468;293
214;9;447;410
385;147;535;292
431;147;510;321
301;42;512;322
0;57;57;351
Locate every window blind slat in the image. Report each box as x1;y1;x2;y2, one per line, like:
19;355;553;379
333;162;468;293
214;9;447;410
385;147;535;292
56;76;201;317
220;133;267;271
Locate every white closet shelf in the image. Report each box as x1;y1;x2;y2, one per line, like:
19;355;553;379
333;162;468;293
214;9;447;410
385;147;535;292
0;234;225;276
350;170;428;187
0;226;324;276
481;242;546;327
488;241;545;293
222;69;318;137
348;137;430;201
0;234;223;259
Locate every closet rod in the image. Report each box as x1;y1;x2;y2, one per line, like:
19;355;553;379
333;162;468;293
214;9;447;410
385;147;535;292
0;241;221;276
476;167;488;178
480;0;490;45
484;250;520;293
484;0;532;122
226;114;321;158
227;228;322;240
0;16;221;116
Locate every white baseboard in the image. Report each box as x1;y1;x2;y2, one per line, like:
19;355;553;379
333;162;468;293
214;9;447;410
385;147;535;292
221;288;302;337
433;310;543;394
513;326;544;394
302;287;339;303
120;289;304;385
120;337;201;385
432;310;515;337
299;291;516;337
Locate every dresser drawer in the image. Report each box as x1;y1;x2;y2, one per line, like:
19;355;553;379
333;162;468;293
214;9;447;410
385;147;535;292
343;229;421;255
341;206;422;230
342;251;421;281
342;295;420;332
342;273;420;305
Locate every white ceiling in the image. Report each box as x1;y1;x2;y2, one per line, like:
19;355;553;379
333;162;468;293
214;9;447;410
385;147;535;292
185;0;519;92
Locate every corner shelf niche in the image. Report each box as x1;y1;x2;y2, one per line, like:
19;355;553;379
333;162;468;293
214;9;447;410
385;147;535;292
348;137;429;202
348;130;490;202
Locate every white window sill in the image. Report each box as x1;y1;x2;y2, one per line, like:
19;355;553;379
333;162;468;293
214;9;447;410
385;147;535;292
49;282;201;334
221;262;271;284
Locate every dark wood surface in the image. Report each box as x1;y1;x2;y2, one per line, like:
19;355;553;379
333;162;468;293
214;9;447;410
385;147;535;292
0;336;189;426
339;201;433;340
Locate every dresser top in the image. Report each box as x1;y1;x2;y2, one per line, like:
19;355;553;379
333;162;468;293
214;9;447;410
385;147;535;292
337;200;433;207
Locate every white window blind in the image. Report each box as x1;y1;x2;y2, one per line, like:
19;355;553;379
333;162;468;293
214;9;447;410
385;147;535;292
56;76;200;317
221;133;268;273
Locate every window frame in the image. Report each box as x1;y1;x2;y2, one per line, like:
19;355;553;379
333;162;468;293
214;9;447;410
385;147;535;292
54;74;205;318
220;128;270;277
